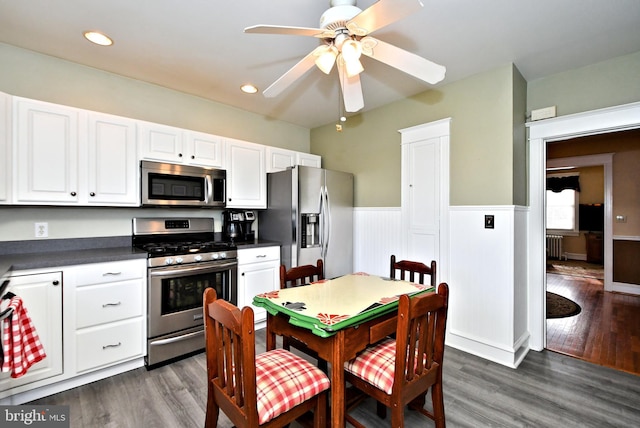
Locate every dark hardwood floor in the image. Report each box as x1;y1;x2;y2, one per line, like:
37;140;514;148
31;327;640;427
546;266;640;376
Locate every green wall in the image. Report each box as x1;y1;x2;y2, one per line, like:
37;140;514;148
311;64;526;207
0;43;309;151
527;50;640;116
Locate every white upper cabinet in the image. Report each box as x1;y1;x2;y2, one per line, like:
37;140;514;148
137;121;183;163
87;112;138;205
266;147;296;172
13;97;139;206
266;146;321;173
296;152;321;168
14;97;80;204
139;122;225;168
0;92;11;204
225;138;266;208
184;130;225;168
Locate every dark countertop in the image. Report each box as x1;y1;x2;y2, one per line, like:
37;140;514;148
0;247;148;277
0;236;146;278
0;237;281;279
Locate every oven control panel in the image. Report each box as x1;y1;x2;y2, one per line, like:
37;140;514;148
148;250;237;267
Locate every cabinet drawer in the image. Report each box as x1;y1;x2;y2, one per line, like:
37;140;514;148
76;280;143;328
238;246;280;264
73;260;144;286
76;318;144;373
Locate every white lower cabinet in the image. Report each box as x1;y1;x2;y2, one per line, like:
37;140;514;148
75;318;144;373
0;259;147;404
67;259;146;374
237;246;280;324
0;270;63;398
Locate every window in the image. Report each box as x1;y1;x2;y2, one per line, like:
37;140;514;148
546;173;579;235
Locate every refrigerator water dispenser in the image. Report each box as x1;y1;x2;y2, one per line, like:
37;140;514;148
301;213;320;248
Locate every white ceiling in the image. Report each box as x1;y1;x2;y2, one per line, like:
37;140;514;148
1;0;639;129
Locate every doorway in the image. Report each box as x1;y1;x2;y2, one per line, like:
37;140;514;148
527;101;640;352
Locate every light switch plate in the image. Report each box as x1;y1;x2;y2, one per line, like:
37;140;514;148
484;215;494;229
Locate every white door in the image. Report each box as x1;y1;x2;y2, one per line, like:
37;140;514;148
403;138;440;264
400;119;450;283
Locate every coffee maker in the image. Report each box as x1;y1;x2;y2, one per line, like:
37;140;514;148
222;210;255;242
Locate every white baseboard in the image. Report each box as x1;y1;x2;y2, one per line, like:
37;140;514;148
565;252;587;261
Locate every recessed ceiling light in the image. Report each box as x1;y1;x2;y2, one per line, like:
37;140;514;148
240;84;258;94
83;31;113;46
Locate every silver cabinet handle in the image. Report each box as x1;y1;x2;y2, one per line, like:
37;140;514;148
102;342;122;350
102;302;122;308
103;272;122;276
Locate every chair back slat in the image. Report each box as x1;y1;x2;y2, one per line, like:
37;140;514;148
394;283;449;393
280;259;324;289
390;255;436;288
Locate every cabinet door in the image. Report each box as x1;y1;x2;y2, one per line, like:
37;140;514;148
266;147;296;172
226;139;266;208
87;112;139;205
14;98;79;203
238;260;279;323
0;271;63;394
138;121;184;163
184;131;224;168
0;92;10;204
296;152;321;168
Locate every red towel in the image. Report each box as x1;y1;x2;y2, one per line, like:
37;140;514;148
1;296;47;378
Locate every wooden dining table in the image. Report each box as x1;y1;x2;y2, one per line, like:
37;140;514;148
252;272;433;428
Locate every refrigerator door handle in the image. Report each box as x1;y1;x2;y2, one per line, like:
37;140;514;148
318;186;325;253
323;185;331;260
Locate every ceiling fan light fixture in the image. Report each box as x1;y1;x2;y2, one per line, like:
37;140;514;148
315;47;338;74
340;39;362;62
344;57;364;77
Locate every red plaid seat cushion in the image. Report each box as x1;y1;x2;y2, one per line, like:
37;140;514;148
344;338;397;394
255;348;330;424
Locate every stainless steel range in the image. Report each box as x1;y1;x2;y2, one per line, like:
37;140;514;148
132;217;237;367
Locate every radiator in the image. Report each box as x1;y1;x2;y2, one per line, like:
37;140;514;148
546;235;564;259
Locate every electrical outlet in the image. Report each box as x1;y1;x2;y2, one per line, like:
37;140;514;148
35;222;49;238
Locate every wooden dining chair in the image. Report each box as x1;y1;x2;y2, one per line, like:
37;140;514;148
279;259;324;289
203;288;330;428
344;282;449;428
390;255;437;288
279;260;327;372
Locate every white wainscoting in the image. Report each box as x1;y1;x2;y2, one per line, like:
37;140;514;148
353;207;402;277
447;205;530;368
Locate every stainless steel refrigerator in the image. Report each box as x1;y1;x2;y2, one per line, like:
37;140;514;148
259;165;354;279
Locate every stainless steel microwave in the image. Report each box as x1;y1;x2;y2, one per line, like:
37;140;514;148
141;161;226;208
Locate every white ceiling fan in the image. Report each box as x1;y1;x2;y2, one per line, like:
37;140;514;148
245;0;446;113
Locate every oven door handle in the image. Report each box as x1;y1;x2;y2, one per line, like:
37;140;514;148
150;261;238;277
149;330;203;346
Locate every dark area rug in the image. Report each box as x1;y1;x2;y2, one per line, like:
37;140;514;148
547;292;582;319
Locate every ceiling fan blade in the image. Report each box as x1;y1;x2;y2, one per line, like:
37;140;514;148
362;37;446;84
244;25;333;38
347;0;424;35
337;58;364;113
262;47;325;98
